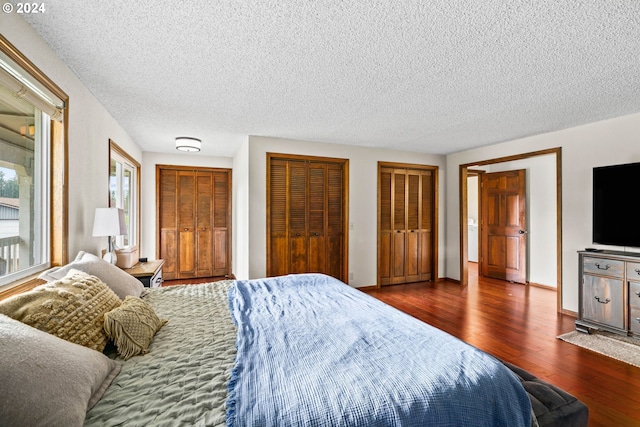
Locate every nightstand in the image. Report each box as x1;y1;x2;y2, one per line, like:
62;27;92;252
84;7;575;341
124;260;164;288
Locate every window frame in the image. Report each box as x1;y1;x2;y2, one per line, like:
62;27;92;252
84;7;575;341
0;35;68;289
108;139;140;249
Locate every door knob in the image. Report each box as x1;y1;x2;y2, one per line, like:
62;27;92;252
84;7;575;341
518;230;528;234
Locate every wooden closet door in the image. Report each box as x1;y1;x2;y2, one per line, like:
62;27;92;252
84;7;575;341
378;168;393;284
378;164;435;286
267;155;347;282
419;170;433;281
269;160;289;277
178;171;196;277
289;161;309;274
212;171;230;275
308;163;326;273
159;169;178;279
158;166;232;280
195;171;213;277
325;163;344;280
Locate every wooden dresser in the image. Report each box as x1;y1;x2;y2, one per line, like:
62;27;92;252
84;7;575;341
576;250;640;335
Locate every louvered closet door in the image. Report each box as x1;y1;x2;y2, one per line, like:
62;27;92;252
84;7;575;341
159;169;178;279
195;171;213;277
325;163;344;280
268;156;346;282
212;171;230;276
158;166;232;280
307;163;326;273
178;171;196;277
378;165;434;286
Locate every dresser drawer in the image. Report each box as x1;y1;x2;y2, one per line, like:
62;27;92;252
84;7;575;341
581;275;624;330
582;257;624;278
627;262;640;282
630;307;640;335
629;282;640;310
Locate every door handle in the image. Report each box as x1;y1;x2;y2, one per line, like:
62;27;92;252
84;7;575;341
518;230;528;234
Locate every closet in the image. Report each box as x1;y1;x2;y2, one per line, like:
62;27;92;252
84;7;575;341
267;154;348;282
378;164;436;286
157;166;231;280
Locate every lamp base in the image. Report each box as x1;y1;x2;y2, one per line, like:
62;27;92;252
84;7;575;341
103;250;118;265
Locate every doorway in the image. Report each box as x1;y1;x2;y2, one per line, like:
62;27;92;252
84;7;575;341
460;148;563;313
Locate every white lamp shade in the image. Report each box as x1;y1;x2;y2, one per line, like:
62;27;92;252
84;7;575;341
175;137;201;152
92;207;127;237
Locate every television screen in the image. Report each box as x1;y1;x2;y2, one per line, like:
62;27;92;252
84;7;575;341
593;162;640;247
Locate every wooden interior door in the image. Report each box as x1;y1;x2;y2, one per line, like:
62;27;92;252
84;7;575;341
267;154;347;282
158;166;231;280
481;169;527;284
378;164;435;286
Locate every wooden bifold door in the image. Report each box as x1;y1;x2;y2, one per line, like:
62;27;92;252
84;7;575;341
378;163;436;286
157;166;231;280
267;154;348;282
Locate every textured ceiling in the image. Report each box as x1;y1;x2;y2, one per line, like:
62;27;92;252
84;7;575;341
22;1;640;157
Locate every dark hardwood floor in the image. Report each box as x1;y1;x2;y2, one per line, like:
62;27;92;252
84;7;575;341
164;266;640;426
363;264;640;427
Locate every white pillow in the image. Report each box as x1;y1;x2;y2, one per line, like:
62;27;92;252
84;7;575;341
39;251;145;300
0;314;121;426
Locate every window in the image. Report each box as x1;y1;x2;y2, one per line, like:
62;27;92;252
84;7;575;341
0;35;67;287
109;140;139;248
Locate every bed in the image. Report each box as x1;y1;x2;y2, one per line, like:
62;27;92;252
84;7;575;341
0;254;588;427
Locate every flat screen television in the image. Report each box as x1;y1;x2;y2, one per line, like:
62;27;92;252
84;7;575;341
593;161;640;247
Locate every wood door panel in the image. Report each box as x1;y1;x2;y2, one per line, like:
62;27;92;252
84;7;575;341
326;234;343;280
419;230;432;280
308;235;326;273
196;229;212;277
481;169;527;284
406;230;420;281
213;229;228;274
179;230;195;276
160;229;177;280
269;235;289;277
289;236;308;274
379;232;391;284
393;232;406;281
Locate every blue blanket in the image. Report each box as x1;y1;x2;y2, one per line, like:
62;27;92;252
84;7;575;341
227;274;531;427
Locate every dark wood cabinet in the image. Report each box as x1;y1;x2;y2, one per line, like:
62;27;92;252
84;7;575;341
157;166;231;280
378;164;435;286
267;154;348;282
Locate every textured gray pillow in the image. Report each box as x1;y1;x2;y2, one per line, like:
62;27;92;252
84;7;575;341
0;314;121;426
39;250;145;299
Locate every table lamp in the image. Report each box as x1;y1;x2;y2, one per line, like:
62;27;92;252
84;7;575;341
92;207;127;264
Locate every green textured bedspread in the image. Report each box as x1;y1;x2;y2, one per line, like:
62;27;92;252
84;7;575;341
85;281;237;427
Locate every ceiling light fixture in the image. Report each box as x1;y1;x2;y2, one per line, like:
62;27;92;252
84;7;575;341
175;137;201;152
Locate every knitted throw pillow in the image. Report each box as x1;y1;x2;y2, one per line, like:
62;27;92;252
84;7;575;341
0;269;121;352
103;296;168;360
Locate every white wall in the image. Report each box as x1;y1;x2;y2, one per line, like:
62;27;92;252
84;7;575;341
447;112;640;313
1;14;141;260
247;136;446;287
139;151;233;263
232;140;250;279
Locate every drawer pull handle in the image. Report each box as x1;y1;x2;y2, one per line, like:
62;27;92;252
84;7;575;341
595;263;610;270
636;318;640;324
635;268;640;276
635;291;640;298
594;296;610;304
